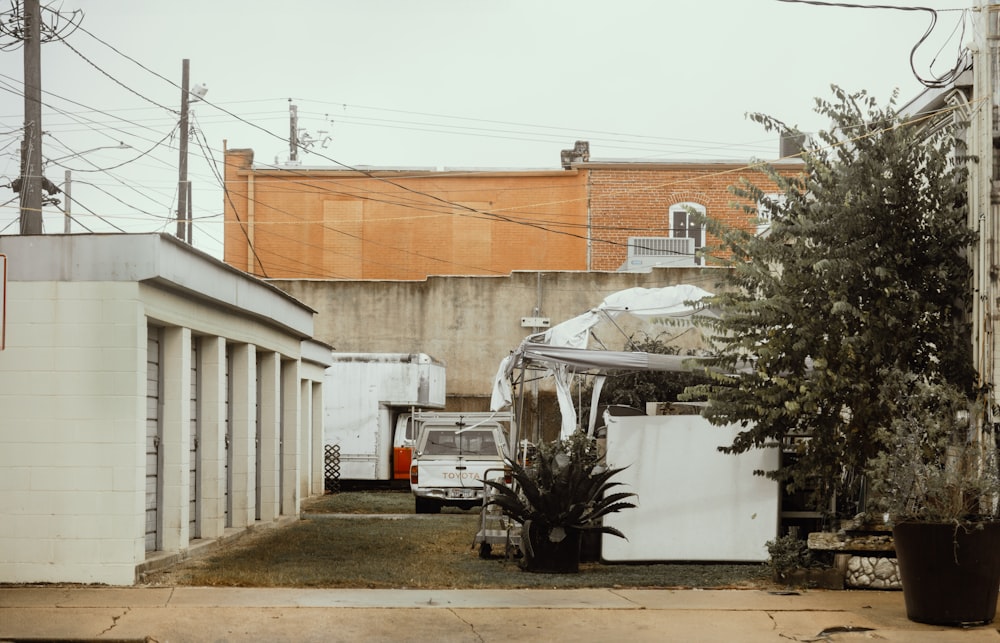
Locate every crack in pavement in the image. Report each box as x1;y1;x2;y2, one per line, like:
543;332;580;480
96;606;131;637
448;607;485;642
608;588;647;609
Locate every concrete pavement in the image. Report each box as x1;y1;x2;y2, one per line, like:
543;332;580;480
1;586;999;642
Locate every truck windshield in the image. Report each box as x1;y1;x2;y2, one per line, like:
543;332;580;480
422;428;500;456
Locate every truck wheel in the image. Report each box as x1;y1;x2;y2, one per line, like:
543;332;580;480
415;497;440;514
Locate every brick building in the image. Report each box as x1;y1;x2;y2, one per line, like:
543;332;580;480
223;144;801;280
584;159;804;271
223;148;589;280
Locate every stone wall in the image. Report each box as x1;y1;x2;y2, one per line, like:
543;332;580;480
808;531;901;590
271;267;723;440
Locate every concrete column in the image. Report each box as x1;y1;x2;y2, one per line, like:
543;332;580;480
160;327;191;551
280;359;301;515
300;379;311;500
197;336;226;539
257;351;281;522
311;381;324;496
229;343;256;528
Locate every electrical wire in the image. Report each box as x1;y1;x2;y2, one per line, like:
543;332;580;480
5;12;974;277
43;126;178;173
56;35;177;115
774;0;969;89
49;31;765;250
3;23;776;258
0;73;176;145
208;97;976;276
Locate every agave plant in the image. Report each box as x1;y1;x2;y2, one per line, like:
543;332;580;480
484;432;636;571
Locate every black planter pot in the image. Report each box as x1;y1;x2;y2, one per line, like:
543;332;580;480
521;521;582;573
893;521;1000;626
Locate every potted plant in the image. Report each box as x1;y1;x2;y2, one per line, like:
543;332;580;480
483;432;636;573
866;371;1000;626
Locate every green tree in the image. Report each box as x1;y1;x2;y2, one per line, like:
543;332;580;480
688;86;977;513
577;333;711;423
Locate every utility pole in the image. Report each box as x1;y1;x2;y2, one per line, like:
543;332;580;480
19;0;42;234
62;169;71;233
176;58;190;241
986;1;1000;429
289;102;298;163
967;0;1000;446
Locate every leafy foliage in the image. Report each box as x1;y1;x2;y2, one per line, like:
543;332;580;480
577;332;711;421
687;87;977;513
765;534;814;579
484;432;636;543
865;372;998;524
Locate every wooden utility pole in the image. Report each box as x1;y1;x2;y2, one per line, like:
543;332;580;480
19;0;42;234
176;58;190;240
62;169;71;233
966;0;1000;444
986;1;1000;425
289;102;298;162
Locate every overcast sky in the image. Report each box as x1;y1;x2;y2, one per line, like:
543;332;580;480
0;0;976;259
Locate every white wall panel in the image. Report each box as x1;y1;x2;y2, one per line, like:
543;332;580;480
603;415;779;562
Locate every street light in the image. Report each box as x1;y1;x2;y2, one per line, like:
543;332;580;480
43;142;131;233
43;142;130;168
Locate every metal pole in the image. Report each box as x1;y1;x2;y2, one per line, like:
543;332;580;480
176;59;190;240
19;0;42;234
62;169;71;234
533;272;542;440
186;180;192;244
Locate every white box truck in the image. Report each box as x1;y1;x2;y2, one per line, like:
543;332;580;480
324;353;446;483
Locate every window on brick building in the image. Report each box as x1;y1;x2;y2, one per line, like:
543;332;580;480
756;193;786;236
669;202;704;265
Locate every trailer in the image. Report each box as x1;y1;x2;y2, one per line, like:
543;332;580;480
324;353;445;483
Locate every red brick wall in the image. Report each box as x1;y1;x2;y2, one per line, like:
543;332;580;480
587;163;799;270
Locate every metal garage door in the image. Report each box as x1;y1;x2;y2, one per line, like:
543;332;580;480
145;327;162;552
189;340;200;539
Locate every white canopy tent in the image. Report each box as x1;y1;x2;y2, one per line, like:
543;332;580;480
490;285;716;438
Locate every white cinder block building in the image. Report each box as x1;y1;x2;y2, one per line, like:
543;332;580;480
0;234;332;585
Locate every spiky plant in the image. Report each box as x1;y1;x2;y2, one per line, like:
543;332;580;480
484;432;636;545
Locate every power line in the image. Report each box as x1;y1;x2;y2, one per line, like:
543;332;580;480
774;0;969;89
56;36;176;114
43;126;177;173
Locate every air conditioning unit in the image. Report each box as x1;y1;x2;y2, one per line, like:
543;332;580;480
618;236;696;272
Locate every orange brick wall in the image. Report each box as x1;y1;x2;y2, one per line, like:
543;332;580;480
223;151;801;279
587;163;799;271
223;149;588;280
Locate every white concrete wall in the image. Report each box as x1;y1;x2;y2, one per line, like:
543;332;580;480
0;282;147;584
0;235;332;586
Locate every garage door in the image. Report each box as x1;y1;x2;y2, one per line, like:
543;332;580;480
145;327;162;552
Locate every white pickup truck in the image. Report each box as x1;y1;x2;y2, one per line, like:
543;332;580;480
408;411;513;514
